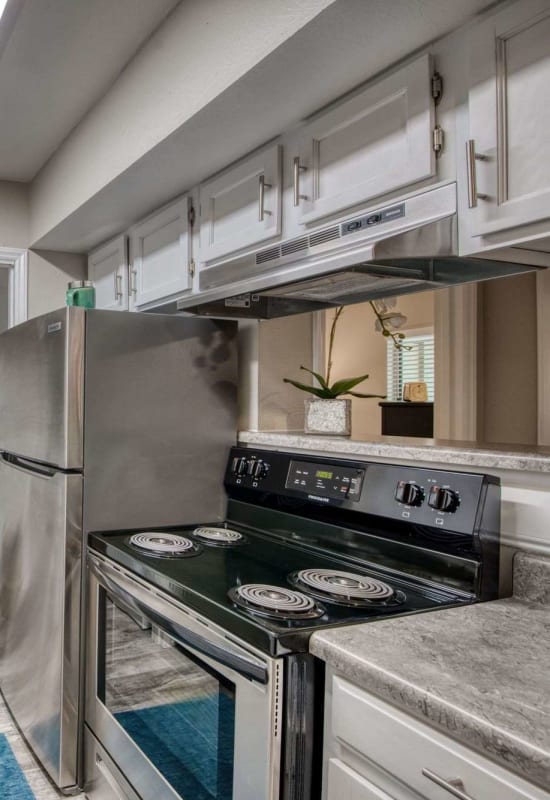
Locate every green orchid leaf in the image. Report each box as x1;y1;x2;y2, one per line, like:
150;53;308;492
298;365;329;390
329;373;371;396
346;391;387;399
283;378;330;398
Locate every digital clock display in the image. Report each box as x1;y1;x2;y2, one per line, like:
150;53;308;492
285;460;365;502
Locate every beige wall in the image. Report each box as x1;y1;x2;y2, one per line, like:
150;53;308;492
28;250;86;319
477;273;538;445
0;183;86;321
0;181;28;248
29;0;335;245
325;293;435;439
258;313;313;431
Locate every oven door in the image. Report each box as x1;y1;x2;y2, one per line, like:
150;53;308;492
86;553;282;800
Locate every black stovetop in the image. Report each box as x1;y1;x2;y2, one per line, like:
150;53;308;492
88;519;471;656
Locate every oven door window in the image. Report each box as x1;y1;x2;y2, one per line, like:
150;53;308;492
99;594;235;800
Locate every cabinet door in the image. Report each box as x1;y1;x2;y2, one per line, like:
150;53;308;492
295;54;435;225
327;760;401;800
130;196;192;308
88;235;128;311
199;144;282;263
468;0;550;236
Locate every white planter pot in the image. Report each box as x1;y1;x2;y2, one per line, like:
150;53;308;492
304;398;351;436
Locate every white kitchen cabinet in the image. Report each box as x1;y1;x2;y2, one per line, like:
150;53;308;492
130;196;192;308
327;759;398;800
467;0;550;237
199;143;282;264
293;54;436;227
323;673;547;800
88;235;128;311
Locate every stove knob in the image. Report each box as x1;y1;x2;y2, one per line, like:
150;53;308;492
246;459;256;476
253;460;269;479
395;481;424;507
232;457;247;476
428;486;460;513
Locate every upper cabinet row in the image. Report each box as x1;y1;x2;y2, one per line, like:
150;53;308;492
89;0;550;310
88;197;192;311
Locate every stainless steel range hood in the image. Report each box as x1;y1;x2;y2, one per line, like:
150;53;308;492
180;183;543;319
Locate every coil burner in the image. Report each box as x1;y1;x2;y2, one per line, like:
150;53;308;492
128;532;201;558
228;584;325;620
288;569;405;608
192;526;245;546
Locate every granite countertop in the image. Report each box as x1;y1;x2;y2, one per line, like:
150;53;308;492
238;431;550;473
310;552;550;791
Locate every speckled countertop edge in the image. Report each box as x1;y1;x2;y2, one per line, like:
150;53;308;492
238;431;550;473
309;552;550;791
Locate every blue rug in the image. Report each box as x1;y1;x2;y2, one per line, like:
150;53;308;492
115;692;234;800
0;734;35;800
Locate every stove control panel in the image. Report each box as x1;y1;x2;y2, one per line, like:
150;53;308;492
225;447;500;538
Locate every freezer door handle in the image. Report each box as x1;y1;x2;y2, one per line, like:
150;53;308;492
1;452;58;478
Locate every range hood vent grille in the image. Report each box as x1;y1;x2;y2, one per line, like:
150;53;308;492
256;246;281;265
281;237;308;257
255;226;342;266
309;226;340;247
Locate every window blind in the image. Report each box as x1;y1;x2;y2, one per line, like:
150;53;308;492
386;332;435;401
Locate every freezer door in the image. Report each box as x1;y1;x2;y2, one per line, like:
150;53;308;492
0;307;85;469
0;453;83;790
83;312;238;531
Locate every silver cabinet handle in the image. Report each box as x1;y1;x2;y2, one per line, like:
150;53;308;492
466;139;488;208
114;272;123;300
129;268;137;296
422;768;474;800
258;174;272;221
293;156;307;207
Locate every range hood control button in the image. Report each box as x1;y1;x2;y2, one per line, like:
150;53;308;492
366;213;382;225
395;481;423;507
428;486;460;513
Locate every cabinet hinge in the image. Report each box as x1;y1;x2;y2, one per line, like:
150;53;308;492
431;72;443;105
188;206;196;227
189;258;196;278
432;125;444;157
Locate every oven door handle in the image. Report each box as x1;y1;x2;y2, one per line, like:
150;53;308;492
89;556;269;685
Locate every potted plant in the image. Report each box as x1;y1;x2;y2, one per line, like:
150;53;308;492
284;303;408;436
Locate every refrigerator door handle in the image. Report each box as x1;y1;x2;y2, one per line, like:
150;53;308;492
1;452;58;478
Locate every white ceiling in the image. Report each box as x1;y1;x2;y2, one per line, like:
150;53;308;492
0;0;180;181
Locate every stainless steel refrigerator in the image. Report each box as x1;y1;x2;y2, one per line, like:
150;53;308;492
0;307;238;792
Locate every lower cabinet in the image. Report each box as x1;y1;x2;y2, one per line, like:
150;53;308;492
323;673;548;800
327;759;398;800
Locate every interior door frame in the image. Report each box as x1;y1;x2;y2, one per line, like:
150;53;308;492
0;247;28;327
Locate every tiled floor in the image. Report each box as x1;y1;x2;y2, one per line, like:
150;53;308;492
0;693;85;799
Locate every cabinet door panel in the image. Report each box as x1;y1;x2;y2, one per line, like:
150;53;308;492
297;54;435;225
332;677;542;800
327;760;398;800
468;0;550;235
199;144;282;263
88;236;128;311
130;197;191;307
